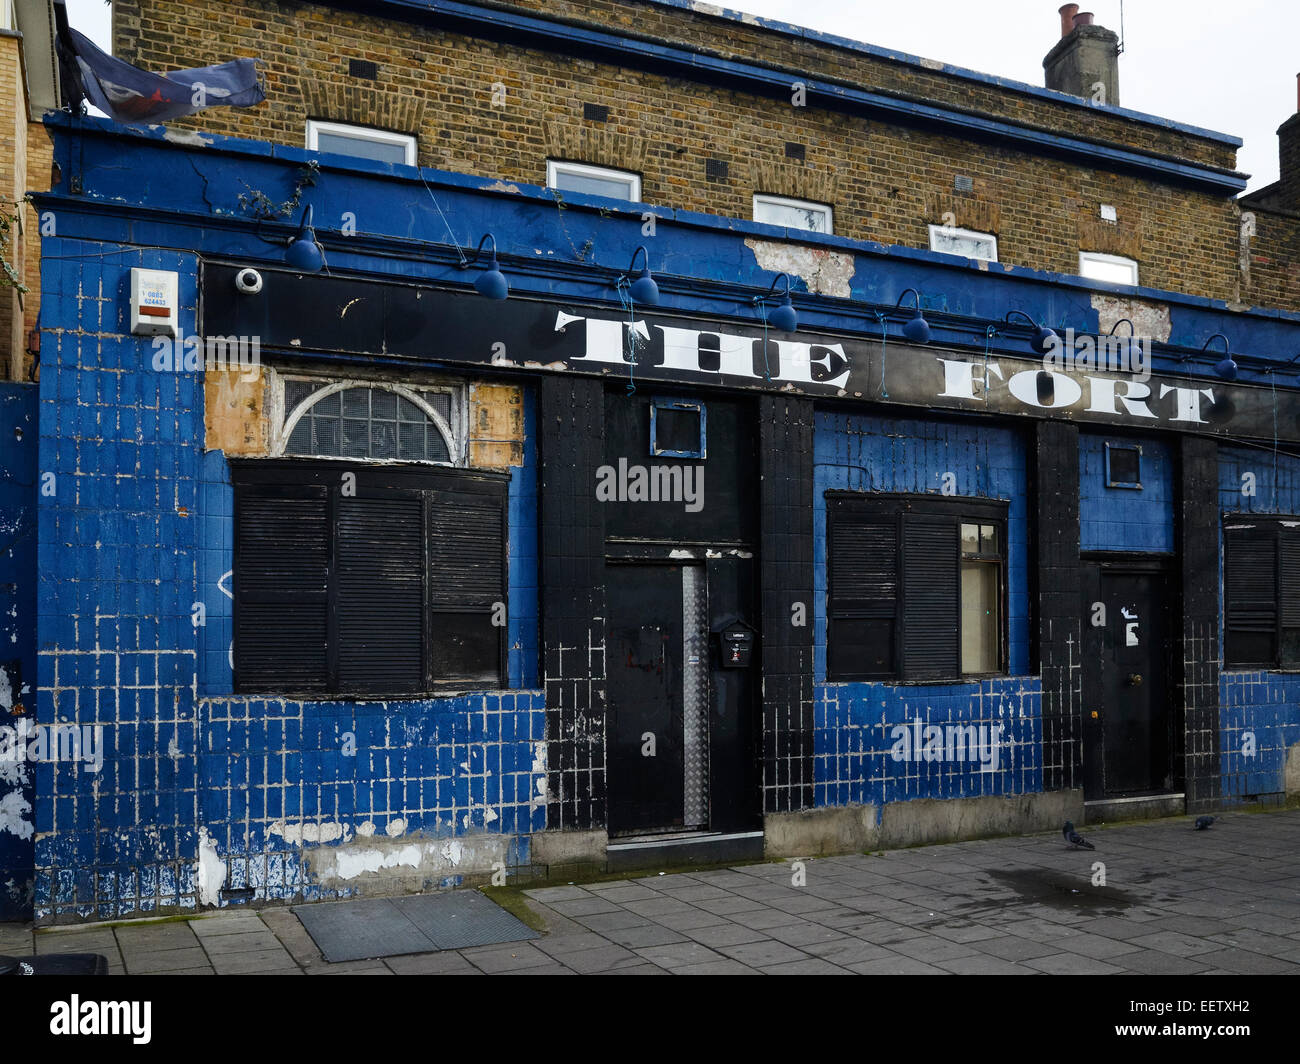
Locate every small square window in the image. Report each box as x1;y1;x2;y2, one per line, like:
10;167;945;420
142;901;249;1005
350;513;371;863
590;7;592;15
650;399;706;459
1100;204;1118;222
1105;442;1142;489
307;120;416;166
547;160;641;202
928;224;998;261
753;194;833;234
1080;251;1139;285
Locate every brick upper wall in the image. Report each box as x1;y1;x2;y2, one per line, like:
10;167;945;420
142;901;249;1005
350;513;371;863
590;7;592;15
109;0;1252;306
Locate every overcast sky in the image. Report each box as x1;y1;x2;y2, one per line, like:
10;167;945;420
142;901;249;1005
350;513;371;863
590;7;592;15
64;0;1298;192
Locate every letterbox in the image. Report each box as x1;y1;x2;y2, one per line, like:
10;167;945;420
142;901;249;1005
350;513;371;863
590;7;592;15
717;621;756;668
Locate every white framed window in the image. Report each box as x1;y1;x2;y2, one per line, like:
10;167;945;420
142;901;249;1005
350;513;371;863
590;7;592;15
929;224;998;261
272;373;466;465
307;120;417;166
546;160;641;202
1079;251;1139;285
753;194;833;234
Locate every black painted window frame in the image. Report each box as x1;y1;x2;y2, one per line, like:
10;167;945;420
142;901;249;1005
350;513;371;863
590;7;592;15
826;492;1008;683
231;458;509;698
1223;513;1300;670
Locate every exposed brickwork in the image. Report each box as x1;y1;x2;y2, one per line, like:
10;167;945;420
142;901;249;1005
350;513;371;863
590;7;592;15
110;0;1251;305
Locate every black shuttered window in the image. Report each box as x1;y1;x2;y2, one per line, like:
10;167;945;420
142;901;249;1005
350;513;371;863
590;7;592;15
827;494;1006;682
233;460;508;696
1224;516;1300;669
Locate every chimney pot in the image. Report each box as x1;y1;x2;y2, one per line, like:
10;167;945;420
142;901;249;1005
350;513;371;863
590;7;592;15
1073;11;1095;28
1058;4;1079;37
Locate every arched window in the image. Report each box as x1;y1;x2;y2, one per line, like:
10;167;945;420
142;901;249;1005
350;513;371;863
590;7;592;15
279;380;459;463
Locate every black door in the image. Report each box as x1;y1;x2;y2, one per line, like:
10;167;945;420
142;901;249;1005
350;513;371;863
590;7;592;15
1081;564;1173;798
606;559;760;836
606;563;688;834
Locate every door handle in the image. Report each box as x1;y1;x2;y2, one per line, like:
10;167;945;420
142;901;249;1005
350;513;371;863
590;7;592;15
1126;673;1143;687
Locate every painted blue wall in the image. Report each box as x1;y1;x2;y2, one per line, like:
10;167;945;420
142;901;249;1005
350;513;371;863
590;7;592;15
32;236;544;921
1217;444;1300;802
0;382;38;920
811;409;1040;810
1078;432;1174;553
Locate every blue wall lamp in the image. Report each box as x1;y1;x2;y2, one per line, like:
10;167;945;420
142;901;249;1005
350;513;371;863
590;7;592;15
618;246;660;305
1202;333;1238;381
284;205;324;273
1003;309;1058;355
459;233;509;300
895;288;931;344
754;273;798;332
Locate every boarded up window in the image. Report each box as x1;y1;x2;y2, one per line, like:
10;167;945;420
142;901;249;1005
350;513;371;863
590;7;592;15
233;459;507;696
827;494;1005;682
1224;517;1300;669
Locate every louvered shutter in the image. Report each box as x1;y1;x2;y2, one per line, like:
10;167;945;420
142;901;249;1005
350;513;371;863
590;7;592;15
234;486;330;692
1280;528;1300;666
827;499;898;679
902;516;960;680
1224;524;1277;666
336;494;425;693
428;485;507;683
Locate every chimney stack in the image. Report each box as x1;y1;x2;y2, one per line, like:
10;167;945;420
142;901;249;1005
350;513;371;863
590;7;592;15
1044;4;1120;105
1276;73;1300;212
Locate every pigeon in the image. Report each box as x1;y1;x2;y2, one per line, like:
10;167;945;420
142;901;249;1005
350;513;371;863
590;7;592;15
1063;820;1095;850
1194;815;1216;830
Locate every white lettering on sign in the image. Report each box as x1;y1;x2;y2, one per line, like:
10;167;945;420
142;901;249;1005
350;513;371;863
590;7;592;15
1006;369;1083;410
1126;621;1139;647
1086;376;1158;418
1159;383;1216;424
551;312;1231;430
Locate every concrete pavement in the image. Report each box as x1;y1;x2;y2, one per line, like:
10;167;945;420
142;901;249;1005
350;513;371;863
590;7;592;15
4;810;1300;975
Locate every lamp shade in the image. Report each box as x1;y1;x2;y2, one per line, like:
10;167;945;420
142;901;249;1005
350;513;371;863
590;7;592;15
285;206;323;273
770;295;798;333
629;268;660;305
902;308;931;345
474;254;509;300
1032;325;1058;355
1213;357;1239;381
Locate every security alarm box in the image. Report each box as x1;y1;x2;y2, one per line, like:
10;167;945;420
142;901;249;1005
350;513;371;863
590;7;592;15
717;621;756;669
130;268;179;338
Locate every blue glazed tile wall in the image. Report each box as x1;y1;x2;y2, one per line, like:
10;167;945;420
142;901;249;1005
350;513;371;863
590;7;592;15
812;409;1031;681
1216;445;1300;800
1078;432;1173;552
1220;673;1300;801
811;410;1040;809
814;677;1043;810
33;240;546;922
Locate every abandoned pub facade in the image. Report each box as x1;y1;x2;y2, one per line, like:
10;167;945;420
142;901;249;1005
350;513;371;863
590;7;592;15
7;0;1300;921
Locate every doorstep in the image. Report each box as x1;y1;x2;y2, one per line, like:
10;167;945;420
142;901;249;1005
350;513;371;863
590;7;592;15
605;830;765;871
1083;791;1186;824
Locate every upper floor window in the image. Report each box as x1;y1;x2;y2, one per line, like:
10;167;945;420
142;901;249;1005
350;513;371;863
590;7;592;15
1224;516;1300;670
1079;251;1139;286
276;376;464;465
929;224;998;262
827;493;1007;682
307;120;417;166
546;160;641;201
753;194;833;234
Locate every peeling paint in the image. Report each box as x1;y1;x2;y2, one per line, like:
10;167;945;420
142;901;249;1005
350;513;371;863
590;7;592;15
480;179;522;194
0;789;33;840
266;819;351;844
161;128;213;147
1090;294;1172;342
196;827;225;906
744;238;855;297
